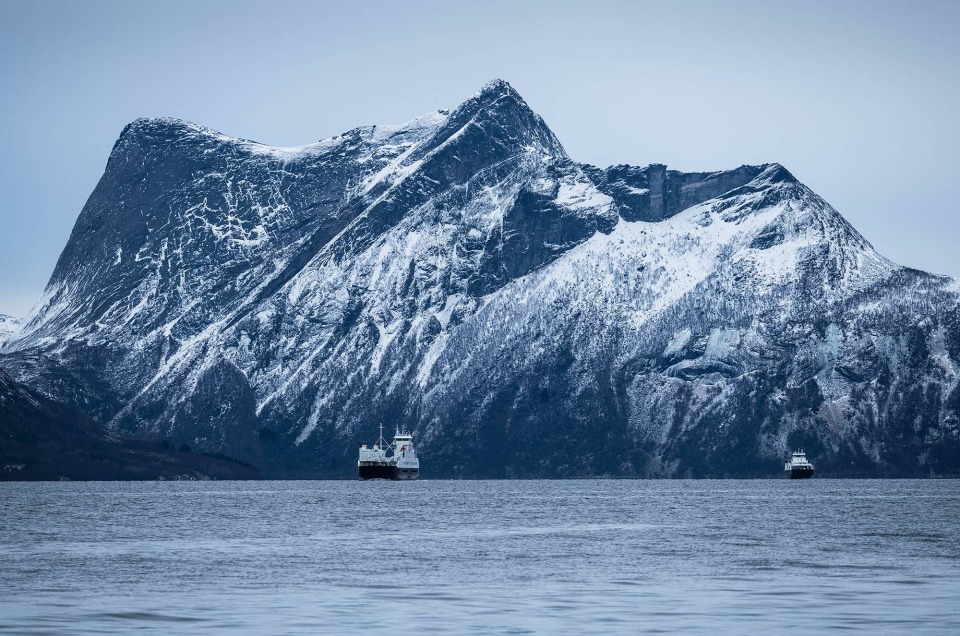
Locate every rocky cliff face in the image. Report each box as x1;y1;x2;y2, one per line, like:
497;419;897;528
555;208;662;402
0;369;260;480
4;80;959;477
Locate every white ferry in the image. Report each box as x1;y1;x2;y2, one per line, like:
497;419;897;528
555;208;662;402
784;449;815;479
358;425;419;480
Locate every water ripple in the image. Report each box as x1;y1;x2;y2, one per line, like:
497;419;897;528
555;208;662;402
0;479;958;634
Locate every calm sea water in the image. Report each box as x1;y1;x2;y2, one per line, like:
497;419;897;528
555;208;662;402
1;479;958;634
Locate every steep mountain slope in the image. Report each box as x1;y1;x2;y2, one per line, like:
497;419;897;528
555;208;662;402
0;369;259;480
4;80;959;477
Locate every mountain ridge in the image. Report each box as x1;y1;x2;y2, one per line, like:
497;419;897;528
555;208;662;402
3;79;959;478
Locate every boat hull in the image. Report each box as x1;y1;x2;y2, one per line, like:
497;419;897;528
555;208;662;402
359;464;396;480
358;464;419;480
787;467;815;479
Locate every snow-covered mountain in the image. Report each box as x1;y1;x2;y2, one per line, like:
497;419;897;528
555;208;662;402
3;79;959;477
0;314;19;347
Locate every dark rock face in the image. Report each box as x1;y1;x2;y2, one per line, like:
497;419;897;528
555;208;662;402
583;163;769;222
0;369;259;480
171;360;261;466
3;80;960;478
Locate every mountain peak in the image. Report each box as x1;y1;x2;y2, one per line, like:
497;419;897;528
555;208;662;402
412;79;566;160
474;78;519;99
119;116;214;139
110;117;238;159
463;78;534;118
754;162;798;185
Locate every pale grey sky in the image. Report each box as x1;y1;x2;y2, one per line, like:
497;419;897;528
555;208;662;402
1;0;958;317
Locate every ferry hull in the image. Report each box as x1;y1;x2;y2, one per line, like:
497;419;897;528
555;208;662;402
359;464;397;480
358;464;419;480
788;467;815;479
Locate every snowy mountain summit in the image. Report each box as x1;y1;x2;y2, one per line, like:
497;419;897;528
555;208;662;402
4;80;959;477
